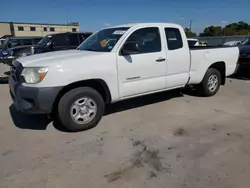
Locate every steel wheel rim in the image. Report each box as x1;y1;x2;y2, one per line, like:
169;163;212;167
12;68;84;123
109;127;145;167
70;97;97;124
207;74;218;92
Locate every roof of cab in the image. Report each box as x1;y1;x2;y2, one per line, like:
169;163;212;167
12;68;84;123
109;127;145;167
108;23;181;29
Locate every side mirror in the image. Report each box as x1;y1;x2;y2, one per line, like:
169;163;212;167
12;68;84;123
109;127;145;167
48;41;54;49
121;41;139;55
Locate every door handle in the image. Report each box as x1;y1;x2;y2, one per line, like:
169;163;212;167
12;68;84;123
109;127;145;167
155;58;166;62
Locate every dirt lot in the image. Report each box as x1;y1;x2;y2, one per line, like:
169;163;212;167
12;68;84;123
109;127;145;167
1;77;250;188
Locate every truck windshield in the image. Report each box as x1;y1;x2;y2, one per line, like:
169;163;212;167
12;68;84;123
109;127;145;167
77;27;130;52
241;38;250;45
37;36;52;46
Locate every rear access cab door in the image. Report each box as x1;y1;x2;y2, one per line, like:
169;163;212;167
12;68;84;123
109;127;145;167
164;27;190;88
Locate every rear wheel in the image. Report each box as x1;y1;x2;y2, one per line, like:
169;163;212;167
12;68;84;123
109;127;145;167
57;87;105;132
199;68;221;97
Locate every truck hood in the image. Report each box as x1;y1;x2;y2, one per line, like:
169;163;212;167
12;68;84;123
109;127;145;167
17;49;105;66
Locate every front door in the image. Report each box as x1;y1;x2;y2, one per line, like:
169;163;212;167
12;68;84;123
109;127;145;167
117;27;167;98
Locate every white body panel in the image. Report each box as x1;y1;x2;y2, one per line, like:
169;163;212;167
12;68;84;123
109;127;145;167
165;27;191;88
17;23;239;103
19;50;120;101
189;47;239;84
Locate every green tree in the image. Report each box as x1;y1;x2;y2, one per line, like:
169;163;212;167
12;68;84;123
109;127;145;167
222;27;235;36
200;26;222;37
200;21;250;36
184;28;197;38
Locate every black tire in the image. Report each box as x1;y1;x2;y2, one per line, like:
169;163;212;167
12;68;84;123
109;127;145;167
199;68;221;97
57;87;105;132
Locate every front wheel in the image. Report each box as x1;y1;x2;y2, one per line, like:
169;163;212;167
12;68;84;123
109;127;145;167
199;68;221;97
57;87;105;132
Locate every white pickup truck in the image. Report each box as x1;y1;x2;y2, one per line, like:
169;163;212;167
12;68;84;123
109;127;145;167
9;23;239;131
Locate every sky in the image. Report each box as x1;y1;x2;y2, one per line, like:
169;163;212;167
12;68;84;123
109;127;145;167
1;0;250;33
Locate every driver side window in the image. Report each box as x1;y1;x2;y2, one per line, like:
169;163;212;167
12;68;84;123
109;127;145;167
123;27;161;54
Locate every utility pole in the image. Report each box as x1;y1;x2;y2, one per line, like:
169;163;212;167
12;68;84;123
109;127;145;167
189;20;193;31
65;12;68;32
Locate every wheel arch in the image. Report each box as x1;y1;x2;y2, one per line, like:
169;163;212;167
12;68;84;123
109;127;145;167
52;79;112;113
208;61;226;85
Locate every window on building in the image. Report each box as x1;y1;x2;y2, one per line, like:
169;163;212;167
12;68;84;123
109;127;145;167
68;34;79;46
18;26;24;31
43;27;47;32
50;27;55;32
72;28;77;32
165;28;183;50
30;27;36;31
124;27;161;54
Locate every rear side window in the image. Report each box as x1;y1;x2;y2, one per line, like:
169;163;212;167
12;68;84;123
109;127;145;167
68;34;79;46
23;39;33;45
165;28;183;50
34;38;41;44
52;34;67;46
10;39;23;46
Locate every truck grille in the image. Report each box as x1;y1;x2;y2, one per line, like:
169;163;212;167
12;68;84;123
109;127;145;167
10;61;23;82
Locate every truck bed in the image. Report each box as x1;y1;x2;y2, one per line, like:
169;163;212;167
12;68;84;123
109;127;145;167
188;46;239;85
189;45;237;50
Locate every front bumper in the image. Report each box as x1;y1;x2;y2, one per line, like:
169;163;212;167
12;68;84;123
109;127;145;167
9;76;62;114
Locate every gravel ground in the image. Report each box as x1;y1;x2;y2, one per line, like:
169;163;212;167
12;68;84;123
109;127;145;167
1;76;250;188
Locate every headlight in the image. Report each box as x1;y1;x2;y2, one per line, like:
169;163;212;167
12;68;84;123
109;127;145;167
21;67;48;84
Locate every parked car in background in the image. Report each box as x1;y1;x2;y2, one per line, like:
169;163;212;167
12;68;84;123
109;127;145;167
187;38;199;47
9;23;239;131
8;32;92;60
0;36;42;63
223;41;242;46
0;36;42;49
0;36;42;81
0;32;92;81
187;38;207;47
238;37;250;69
